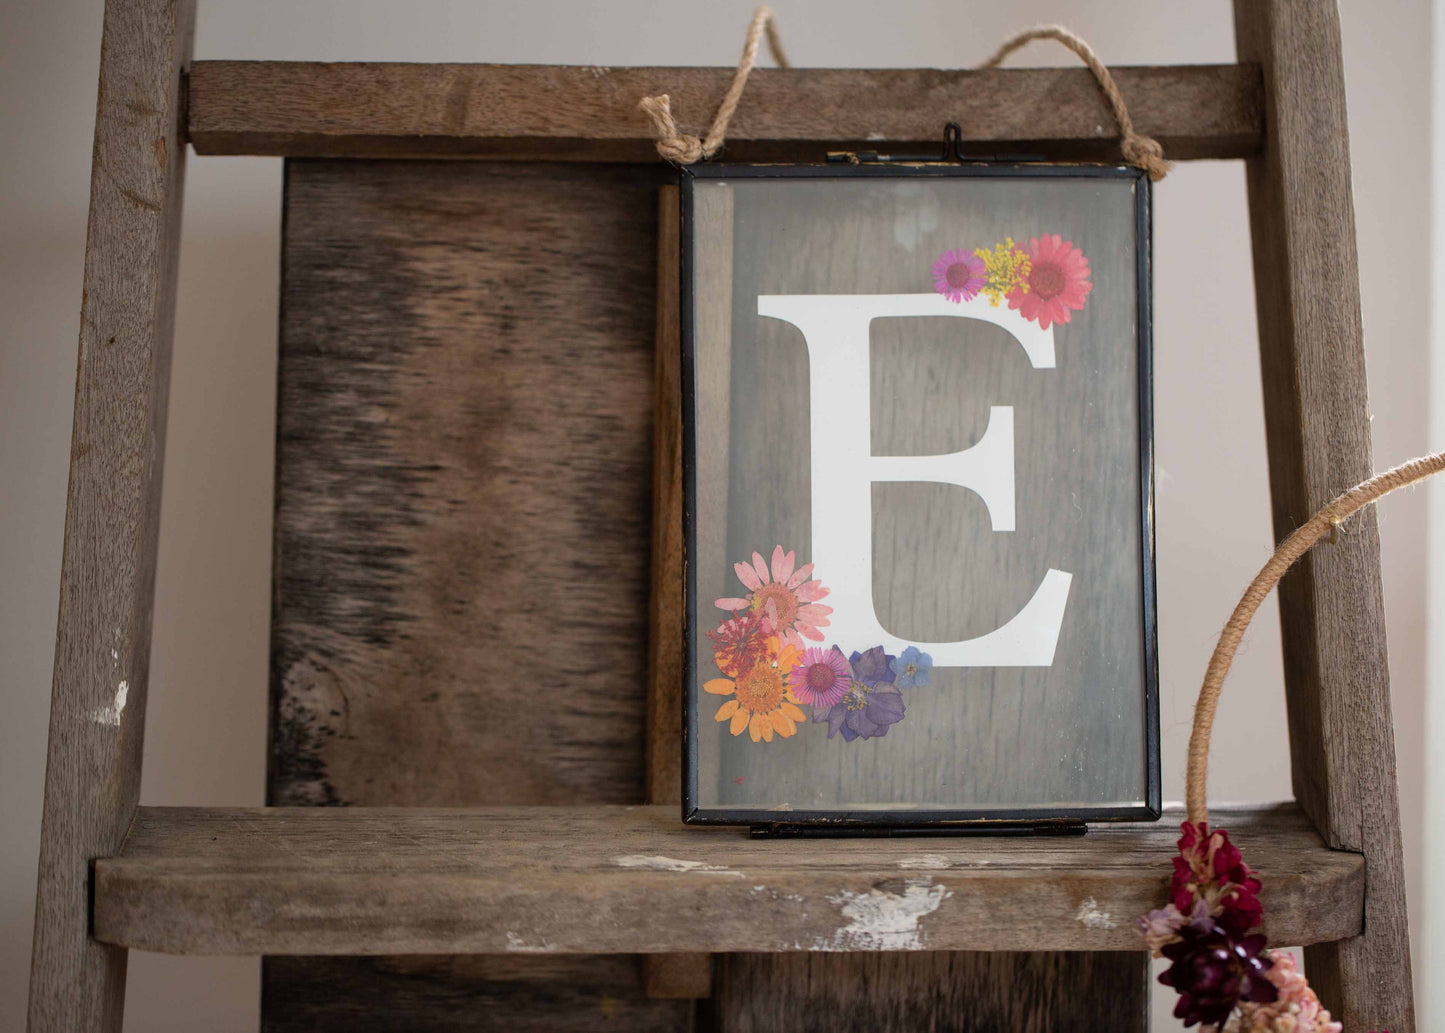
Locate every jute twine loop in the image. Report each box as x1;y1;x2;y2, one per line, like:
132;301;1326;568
638;14;1168;180
978;25;1170;181
638;6;789;164
1186;451;1445;825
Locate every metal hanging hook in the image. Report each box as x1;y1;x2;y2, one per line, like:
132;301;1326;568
942;123;965;162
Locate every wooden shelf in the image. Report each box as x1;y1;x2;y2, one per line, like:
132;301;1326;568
94;803;1361;956
185;61;1263;162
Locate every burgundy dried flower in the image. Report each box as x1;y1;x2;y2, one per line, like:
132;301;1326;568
1171;822;1265;937
1158;920;1277;1028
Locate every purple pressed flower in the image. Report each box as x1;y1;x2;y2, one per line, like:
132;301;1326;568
814;685;906;741
1158;920;1277;1028
848;646;895;687
890;646;933;689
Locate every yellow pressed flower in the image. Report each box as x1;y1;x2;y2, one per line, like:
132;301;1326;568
974;238;1032;307
704;637;806;741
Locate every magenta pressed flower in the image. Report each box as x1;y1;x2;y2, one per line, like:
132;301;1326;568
786;645;852;707
932;249;986;303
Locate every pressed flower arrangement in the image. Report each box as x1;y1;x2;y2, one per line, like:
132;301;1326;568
704;546;931;744
932;233;1093;327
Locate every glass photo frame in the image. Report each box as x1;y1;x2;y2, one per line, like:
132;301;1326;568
681;163;1158;826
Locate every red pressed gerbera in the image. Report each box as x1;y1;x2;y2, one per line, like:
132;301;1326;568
1007;233;1092;329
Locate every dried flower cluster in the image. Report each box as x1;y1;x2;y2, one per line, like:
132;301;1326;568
706;546;931;745
932;234;1092;329
1137;823;1341;1032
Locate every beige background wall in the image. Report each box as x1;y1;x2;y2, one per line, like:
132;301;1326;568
0;1;1431;1030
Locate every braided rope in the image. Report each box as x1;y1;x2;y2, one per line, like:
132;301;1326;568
1186;451;1445;823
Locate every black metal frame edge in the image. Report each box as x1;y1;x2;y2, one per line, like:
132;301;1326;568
679;160;1161;828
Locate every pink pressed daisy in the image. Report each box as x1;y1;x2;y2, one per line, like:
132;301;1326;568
932;249;986;303
715;545;832;650
786;645;852;708
1007;234;1092;329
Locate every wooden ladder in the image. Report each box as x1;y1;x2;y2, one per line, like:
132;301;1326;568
27;1;1413;1030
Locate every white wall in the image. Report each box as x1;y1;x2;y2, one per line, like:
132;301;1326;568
1428;0;1445;1020
0;2;1430;1030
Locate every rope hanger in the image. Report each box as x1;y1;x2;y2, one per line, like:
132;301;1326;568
638;7;1171;180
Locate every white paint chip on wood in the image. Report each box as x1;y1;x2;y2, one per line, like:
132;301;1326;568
821;879;948;950
1074;896;1117;929
91;680;128;727
504;931;556;953
896;853;952;870
613;854;745;877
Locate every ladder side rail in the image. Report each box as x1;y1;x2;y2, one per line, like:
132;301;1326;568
27;0;195;1029
1233;0;1414;1029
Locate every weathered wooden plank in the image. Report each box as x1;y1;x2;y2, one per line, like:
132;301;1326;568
261;956;688;1033
271;159;666;809
714;951;1148;1033
93;803;1362;956
26;1;195;1031
647;185;685;810
1233;2;1414;1030
266;157;675;1029
187;61;1263;161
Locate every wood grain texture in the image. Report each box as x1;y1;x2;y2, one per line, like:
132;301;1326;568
643;953;714;1001
642;186;712;1002
186;61;1263;162
92;803;1362;955
262;956;688;1033
713;951;1147;1033
647;185;685;808
268;159;677;1030
1233;2;1414;1029
26;0;194;1030
272;160;665;808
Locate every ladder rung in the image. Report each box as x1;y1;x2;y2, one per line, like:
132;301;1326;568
186;61;1263;162
94;801;1361;956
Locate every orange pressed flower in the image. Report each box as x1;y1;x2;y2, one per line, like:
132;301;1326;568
704;638;807;742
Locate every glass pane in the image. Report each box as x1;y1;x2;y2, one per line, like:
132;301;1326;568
686;169;1155;822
